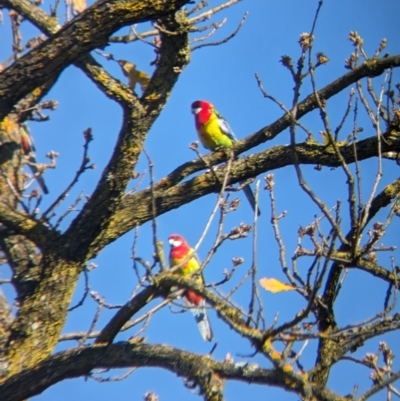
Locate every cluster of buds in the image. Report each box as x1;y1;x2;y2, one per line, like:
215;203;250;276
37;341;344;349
367;342;395;385
264;174;274;191
299;32;314;51
316;52;329;66
298;224;316;238
189;141;199;151
227;198;240;213
232;257;244;267
144;391;159;401
228;222;252;239
344;53;357;70
374;38;387;57
280;55;293;70
361;222;385;255
348;31;364;47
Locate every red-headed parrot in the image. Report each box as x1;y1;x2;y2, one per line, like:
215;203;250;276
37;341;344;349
168;233;213;342
191;100;260;215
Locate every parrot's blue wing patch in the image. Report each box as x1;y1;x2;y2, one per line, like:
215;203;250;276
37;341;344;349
215;111;237;142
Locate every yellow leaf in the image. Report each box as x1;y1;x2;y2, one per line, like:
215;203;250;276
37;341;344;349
259;278;295;293
118;60;150;92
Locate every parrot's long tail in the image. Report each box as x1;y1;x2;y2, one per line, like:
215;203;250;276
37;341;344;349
241;183;261;216
185;298;213;342
28;159;49;194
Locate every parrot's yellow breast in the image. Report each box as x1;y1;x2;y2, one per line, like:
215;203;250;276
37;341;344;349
171;251;199;275
198;114;234;150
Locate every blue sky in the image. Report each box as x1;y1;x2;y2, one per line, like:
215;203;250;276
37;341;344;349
1;0;400;400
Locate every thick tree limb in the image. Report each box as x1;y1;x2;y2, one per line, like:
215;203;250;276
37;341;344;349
3;256;81;378
0;342;347;401
94;271;264;347
0;7;191;381
0;289;12;351
361;176;400;227
94;286;161;344
0;204;56;248
0;0;60;35
0;234;44;304
89;132;400;256
64;13;190;261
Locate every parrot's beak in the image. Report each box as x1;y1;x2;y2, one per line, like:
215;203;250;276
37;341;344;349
191;107;202;115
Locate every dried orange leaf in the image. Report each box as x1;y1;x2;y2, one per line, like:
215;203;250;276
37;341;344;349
259;277;295;293
118;60;150;92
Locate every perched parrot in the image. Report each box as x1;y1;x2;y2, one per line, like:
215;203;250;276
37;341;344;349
191;100;260;215
20;124;49;194
168;233;213;342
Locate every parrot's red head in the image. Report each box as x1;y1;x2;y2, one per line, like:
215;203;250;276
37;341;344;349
169;234;191;259
168;234;189;249
191;100;213;125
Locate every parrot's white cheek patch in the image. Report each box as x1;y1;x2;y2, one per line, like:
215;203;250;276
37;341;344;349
169;239;182;247
192;107;202;115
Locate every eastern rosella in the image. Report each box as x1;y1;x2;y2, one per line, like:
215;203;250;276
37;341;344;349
20;124;49;194
168;233;213;342
191;100;260;215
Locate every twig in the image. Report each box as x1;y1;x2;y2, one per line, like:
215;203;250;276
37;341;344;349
79;298;104;346
88;367;137;382
190;18;227;45
53;192;85;230
352;99;363;237
192;154;235;264
186;0;208;16
307;30;358;247
59;299;170;342
42;128;94;219
246;180;264;328
68;268;90;312
142;149;167;272
266;174;299;288
191;12;248;51
90;291;123;309
131;225;143;286
334;88;355;141
199;193;230;271
358;71;389;234
383;257;398;315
